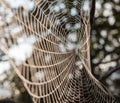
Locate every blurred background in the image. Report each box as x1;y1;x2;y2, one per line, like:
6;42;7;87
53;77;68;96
0;0;120;103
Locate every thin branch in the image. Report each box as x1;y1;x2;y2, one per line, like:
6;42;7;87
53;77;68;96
90;0;96;25
100;66;120;81
94;46;120;66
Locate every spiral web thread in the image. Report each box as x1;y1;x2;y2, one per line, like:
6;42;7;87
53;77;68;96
0;0;119;103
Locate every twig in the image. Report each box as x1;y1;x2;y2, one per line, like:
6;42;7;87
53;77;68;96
100;66;120;81
90;0;96;25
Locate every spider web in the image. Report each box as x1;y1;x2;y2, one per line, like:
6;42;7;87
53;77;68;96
0;0;119;103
